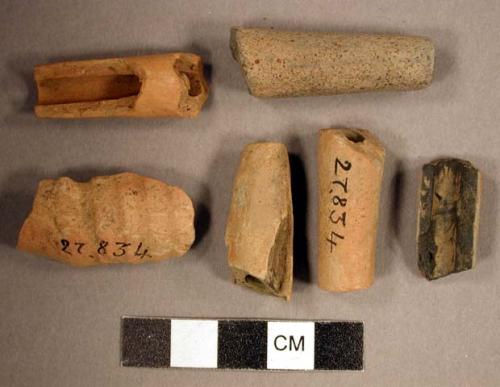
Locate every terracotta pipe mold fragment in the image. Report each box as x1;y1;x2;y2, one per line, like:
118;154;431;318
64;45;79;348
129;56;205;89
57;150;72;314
225;142;293;300
34;53;208;118
230;27;435;98
17;172;195;266
417;159;481;280
317;129;385;292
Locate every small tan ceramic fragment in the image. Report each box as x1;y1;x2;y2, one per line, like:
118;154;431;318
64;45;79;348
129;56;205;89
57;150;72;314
230;27;434;98
318;129;385;292
225;142;293;300
417;159;481;280
17;172;195;266
34;53;208;118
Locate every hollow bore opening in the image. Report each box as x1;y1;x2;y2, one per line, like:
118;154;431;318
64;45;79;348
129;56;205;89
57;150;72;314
345;130;365;143
174;59;203;97
37;74;141;105
244;274;269;292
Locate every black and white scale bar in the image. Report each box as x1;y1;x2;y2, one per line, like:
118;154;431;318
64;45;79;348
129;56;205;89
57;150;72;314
121;317;363;371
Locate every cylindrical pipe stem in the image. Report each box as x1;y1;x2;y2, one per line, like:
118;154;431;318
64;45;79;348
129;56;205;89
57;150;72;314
317;128;385;291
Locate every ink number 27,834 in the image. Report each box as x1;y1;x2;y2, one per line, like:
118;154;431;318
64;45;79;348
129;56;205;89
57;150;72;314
59;239;151;259
326;157;352;253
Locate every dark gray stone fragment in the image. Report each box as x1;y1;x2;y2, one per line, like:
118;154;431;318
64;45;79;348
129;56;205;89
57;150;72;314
417;158;481;280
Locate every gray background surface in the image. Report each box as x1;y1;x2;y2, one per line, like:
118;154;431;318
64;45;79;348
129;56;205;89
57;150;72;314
0;1;499;386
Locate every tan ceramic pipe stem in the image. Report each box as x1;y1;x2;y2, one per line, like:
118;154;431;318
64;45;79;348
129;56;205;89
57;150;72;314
231;27;435;98
317;129;385;291
34;53;208;118
225;142;293;300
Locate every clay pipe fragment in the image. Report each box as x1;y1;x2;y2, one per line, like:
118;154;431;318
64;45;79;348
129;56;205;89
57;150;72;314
17;172;195;266
317;129;385;292
225;142;293;300
231;27;434;98
34;53;209;118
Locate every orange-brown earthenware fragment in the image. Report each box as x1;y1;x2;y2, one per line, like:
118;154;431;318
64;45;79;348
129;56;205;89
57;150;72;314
34;53;208;118
17;172;195;266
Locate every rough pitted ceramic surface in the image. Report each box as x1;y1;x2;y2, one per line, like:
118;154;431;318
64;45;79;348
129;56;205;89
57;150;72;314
318;129;385;292
417;159;481;280
17;172;195;266
231;27;434;98
225;142;293;300
35;53;209;118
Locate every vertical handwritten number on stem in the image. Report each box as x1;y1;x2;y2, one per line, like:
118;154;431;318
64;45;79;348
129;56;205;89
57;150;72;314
335;158;351;175
332;196;347;206
329;210;346;226
326;231;345;253
327;157;351;252
61;239;71;255
330;178;348;193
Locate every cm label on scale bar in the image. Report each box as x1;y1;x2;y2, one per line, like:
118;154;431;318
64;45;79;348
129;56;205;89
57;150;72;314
267;321;315;370
273;335;305;351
